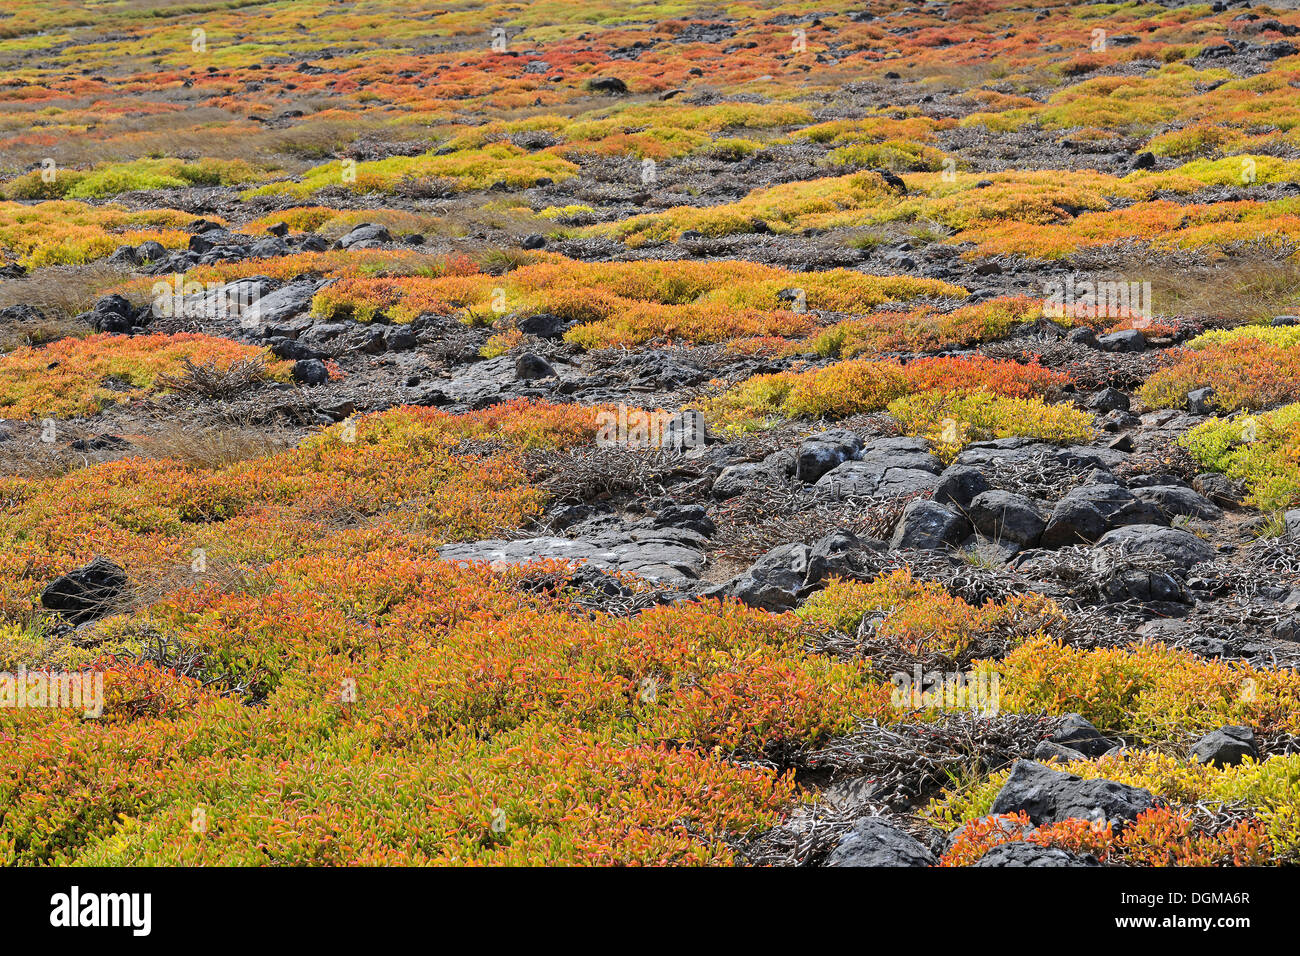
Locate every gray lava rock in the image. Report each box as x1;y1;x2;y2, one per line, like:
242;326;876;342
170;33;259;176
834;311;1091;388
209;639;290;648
439;527;708;585
1095;524;1216;570
245;279;321;326
1051;714;1113;758
704;542;811;611
108;244;140;266
989;760;1155;827
1033;740;1090;763
515;352;557;380
1067;327;1099;348
972;842;1099;867
816;438;942;498
1097;329;1146;352
336;223;392;249
386;327;418;351
1059;483;1161;527
659;410;709;451
1190;726;1258;768
825;818;936;867
1041;498;1108;547
712;462;766;500
890;499;972;550
933;465;990;509
711;449;793;500
516;312;570;338
587;76;628;94
136;240;167;262
87;294;139;334
1132;484;1223;521
1193;473;1241;507
1087;387;1130;413
40;557;129;624
1187;387;1216;415
292;358;329;385
805;529;884;586
796;430;862;484
968;491;1047;546
267;336;322;361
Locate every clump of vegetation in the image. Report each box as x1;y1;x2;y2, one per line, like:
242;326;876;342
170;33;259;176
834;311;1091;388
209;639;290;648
1181;403;1300;509
0;333;292;419
702;356;1068;433
1140;331;1300;412
3;158;273;201
887;390;1094;459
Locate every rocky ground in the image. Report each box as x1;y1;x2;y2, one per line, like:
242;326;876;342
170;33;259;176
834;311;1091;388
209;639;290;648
3;0;1300;867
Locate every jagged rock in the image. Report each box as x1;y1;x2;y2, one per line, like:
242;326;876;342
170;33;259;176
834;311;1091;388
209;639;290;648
249;237;288;258
40;557;129;624
989;760;1155;827
1087;387;1130;412
1041;498;1108;547
972;842;1099;867
439;527;708;585
335;223;392;249
386;327;418;351
1095;563;1189;605
1061;483;1161;526
806;530;883;585
857;437;944;473
292;358;329;385
1051;714;1113;758
587;76;628;94
1095;525;1216;570
87;294;140;333
816;438;942;497
933;465;990;509
1132;485;1222;521
136;240;166;262
1033;740;1090;763
968;491;1046;547
356;326;388;354
704;542;810;611
1193;473;1241;507
796;430;862;484
1285;509;1300;541
245;279;321;326
890;499;972;550
266;336;321;361
515;352;557;380
516;312;570;338
1097;329;1146;352
108;244;140;266
444;355;556;405
954;439;1128;474
649;503;715;537
1067;327;1099;348
712;450;793;499
1190;726;1258;768
1187;387;1216;415
825;818;936;867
